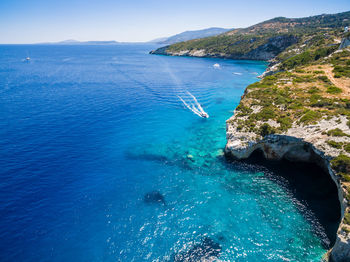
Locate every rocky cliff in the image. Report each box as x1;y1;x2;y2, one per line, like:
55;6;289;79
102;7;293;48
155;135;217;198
225;44;350;261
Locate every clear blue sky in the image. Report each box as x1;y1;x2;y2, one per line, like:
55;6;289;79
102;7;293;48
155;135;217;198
0;0;349;44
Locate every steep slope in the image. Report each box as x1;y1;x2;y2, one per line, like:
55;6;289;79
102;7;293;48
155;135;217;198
225;30;350;261
150;11;350;61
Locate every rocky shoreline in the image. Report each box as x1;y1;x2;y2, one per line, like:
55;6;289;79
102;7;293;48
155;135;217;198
224;60;350;261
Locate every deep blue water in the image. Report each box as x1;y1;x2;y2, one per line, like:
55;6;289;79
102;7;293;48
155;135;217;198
0;44;336;261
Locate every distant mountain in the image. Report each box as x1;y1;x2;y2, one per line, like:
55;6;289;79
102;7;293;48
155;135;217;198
151;27;232;45
38;40;119;45
148;37;168;43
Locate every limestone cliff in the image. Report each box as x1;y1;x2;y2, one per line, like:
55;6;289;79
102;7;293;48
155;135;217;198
225;46;350;261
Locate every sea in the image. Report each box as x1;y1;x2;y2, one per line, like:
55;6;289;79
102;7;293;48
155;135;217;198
0;44;340;261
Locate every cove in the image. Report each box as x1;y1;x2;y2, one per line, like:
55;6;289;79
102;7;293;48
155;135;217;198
0;44;337;261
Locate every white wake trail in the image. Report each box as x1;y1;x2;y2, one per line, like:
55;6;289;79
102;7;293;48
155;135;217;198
186;91;207;115
160;61;209;118
177;96;202;117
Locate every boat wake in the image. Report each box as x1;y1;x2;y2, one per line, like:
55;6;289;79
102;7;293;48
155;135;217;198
112;60;209;118
163;63;209;118
178;92;209;118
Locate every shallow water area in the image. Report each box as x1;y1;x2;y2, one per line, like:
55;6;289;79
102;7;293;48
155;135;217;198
0;44;338;261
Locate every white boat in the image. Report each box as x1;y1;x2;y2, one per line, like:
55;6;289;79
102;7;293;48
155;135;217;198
213;63;220;69
200;112;209;118
25;57;30;61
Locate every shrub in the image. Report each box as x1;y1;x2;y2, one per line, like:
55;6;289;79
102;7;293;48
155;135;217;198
256;107;276;121
307;86;320;94
327;140;343;149
259;123;275;137
331;154;350;174
317;75;331;84
333;65;350;78
345;144;350;153
327;128;349;137
236;104;253;115
299;110;321;124
345;212;350;225
277;116;293;131
343;226;350;234
326;85;342;94
281;46;337;70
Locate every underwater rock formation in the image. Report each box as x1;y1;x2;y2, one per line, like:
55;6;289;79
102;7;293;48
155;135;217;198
143;191;166;205
171;237;222;262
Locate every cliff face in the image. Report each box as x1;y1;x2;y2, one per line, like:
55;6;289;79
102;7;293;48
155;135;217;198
150;35;298;61
225;45;350;261
225;134;350;261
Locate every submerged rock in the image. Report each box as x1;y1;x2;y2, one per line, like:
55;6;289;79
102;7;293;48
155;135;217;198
171;237;222;262
143;191;166;205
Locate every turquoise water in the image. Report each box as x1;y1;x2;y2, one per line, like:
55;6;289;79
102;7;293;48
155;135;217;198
0;44;336;261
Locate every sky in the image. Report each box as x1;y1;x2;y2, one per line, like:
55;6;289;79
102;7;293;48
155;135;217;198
0;0;349;44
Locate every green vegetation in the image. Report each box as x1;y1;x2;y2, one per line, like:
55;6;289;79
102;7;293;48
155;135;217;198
345;212;350;225
343;226;350;234
327;140;343;149
281;46;337;70
277;116;293;131
307;86;320;94
331;50;350;78
331;154;350;182
259;123;275;137
334;65;350;78
299;110;321;125
328;128;350;137
345;143;350;153
256;107;276;121
326;85;342;94
317;75;332;84
158;11;350;62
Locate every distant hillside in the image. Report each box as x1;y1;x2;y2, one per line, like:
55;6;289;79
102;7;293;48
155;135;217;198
151;27;232;45
39;40;119;45
150;11;350;61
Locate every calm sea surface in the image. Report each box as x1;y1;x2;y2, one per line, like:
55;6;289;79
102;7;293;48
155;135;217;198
0;44;339;261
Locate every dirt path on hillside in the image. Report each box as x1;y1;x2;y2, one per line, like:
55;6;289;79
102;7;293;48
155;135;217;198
324;66;346;89
324;65;350;97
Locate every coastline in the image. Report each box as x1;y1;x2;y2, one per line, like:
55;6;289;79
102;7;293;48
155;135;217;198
150;37;350;260
224;56;350;260
150;50;350;260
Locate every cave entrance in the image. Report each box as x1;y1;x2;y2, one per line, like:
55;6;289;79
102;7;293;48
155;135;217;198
243;148;341;248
